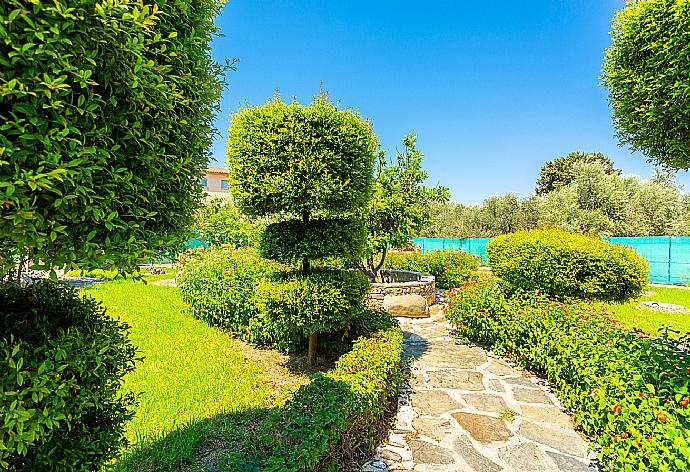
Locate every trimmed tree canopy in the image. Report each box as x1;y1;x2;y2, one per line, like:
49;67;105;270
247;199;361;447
536;152;620;196
603;0;690;170
227;97;377;217
0;0;225;275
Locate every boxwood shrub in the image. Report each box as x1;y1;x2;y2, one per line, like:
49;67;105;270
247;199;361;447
222;320;404;471
0;282;137;471
177;247;304;351
384;249;478;289
447;278;690;472
486;228;648;301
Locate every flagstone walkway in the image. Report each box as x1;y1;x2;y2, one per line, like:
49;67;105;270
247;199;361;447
365;303;598;472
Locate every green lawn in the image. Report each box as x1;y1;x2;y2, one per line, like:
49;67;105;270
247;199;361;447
85;278;276;471
608;286;690;336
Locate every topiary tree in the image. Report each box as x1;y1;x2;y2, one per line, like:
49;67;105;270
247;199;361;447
603;0;690;171
0;0;226;276
358;133;449;281
536;152;620;196
227;96;377;364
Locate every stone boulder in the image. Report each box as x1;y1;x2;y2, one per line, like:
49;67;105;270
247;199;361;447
382;294;429;318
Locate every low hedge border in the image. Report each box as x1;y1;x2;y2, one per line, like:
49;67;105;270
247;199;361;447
447;277;690;471
223;323;404;471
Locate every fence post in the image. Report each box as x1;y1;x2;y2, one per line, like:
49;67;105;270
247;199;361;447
668;237;672;285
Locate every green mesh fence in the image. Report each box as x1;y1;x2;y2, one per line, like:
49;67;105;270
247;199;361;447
412;236;690;285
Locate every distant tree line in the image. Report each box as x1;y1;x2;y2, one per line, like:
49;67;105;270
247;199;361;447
422;152;690;239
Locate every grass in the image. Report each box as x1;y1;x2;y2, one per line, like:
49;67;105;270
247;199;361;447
84;277;280;471
608;286;690;336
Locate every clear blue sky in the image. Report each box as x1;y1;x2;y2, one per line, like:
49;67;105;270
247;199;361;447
208;0;689;203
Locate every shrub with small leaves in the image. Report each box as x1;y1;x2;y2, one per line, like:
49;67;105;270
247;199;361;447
0;282;138;471
384;249;478;289
487;228;648;302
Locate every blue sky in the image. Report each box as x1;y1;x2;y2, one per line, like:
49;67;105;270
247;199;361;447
209;0;689;203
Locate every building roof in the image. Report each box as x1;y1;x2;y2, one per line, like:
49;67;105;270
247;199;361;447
207;166;229;174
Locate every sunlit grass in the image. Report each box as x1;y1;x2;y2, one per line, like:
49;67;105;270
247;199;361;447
85;279;275;471
608;286;690;336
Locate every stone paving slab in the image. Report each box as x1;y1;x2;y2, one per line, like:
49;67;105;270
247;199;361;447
363;301;599;472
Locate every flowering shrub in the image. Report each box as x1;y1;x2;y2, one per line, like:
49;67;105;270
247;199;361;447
222;321;404;471
384;249;478;289
486;228;648;302
447;277;690;471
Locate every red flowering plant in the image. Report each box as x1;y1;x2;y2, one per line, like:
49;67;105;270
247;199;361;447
447;277;690;471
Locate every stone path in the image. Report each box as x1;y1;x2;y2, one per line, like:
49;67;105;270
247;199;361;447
365;303;598;472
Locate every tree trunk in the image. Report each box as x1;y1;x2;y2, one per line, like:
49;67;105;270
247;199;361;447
308;332;318;365
15;250;24;285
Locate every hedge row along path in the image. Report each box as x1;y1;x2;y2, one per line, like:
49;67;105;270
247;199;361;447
365;296;597;472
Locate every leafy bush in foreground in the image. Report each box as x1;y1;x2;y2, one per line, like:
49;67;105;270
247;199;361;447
0;282;137;471
384;249;478;289
487;228;648;301
223;322;404;471
447;278;690;472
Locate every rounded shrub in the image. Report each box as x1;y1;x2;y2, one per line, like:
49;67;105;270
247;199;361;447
176;248;303;351
384;249;479;289
0;282;137;471
486;228;648;301
260;218;366;264
255;270;371;338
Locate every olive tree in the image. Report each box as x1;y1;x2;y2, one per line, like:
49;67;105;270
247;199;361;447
0;0;226;277
227;97;376;364
603;0;690;170
536;152;620;196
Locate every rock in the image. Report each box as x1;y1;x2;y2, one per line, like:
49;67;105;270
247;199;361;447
380;449;403;462
498;442;554;471
461;392;508;414
519;405;573;429
408;439;456;465
362;460;389;471
512;387;553;405
485;359;517;377
504;376;539;389
518;421;589;457
412;390;462;416
429;304;445;316
417;343;487;369
640;301;689;313
426;369;484;390
383;294;429;318
453;436;503;472
546;451;591;471
488;379;505;393
452;412;513;444
412;417;452;441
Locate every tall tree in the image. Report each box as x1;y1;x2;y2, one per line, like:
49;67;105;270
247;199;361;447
536;152;620;196
603;0;690;170
359;133;449;281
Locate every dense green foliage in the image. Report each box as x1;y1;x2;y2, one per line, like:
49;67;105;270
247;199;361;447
255;269;371;339
424;163;690;238
191;199;262;249
260;218;365;265
227;96;377;361
603;0;690;170
223;323;404;471
447;278;690;472
536;152;620;196
0;282;137;470
359;133;449;280
384;250;478;289
227;97;376;217
176;248;304;351
487;228;648;302
0;0;225;275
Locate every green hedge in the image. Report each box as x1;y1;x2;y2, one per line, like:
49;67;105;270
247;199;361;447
177;248;303;351
255;269;371;339
0;282;137;471
223;322;404;471
384;249;478;289
447;278;690;472
486;229;648;301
